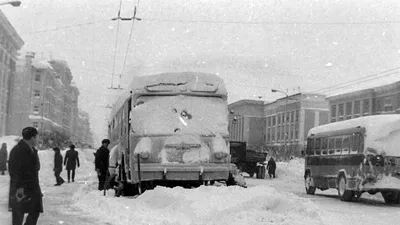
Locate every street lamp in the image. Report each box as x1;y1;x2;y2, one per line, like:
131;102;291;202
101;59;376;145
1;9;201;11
0;0;21;6
271;89;289;155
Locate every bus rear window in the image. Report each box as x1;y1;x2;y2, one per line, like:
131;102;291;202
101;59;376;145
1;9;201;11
351;133;364;154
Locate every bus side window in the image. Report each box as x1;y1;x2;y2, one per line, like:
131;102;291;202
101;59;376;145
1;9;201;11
352;133;364;154
335;136;342;155
342;136;350;155
321;137;328;155
328;138;335;155
306;138;315;155
315;138;321;155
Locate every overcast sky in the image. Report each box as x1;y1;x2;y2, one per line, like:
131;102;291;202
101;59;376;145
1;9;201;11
3;0;400;143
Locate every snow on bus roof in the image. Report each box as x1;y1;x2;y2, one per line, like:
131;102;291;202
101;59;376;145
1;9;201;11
109;72;226;121
128;72;226;92
308;115;400;136
308;114;400;156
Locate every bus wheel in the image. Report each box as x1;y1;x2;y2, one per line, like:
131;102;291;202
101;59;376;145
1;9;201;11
338;176;354;201
305;173;316;195
382;191;399;205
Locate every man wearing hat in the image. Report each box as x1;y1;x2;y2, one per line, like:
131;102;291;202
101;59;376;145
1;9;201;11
53;147;65;186
64;144;80;183
95;139;110;191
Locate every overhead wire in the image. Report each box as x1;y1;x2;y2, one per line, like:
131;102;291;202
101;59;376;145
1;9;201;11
310;67;400;94
118;0;141;88
110;0;124;89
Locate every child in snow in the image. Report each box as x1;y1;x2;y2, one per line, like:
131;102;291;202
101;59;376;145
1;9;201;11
0;143;7;175
267;157;276;178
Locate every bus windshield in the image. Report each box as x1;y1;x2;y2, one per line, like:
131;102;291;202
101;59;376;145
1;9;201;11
130;95;229;136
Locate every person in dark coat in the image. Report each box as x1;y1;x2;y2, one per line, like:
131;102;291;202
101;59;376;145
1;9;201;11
267;157;277;179
0;143;7;175
95;139;110;191
8;127;43;225
53;147;65;186
64;144;80;183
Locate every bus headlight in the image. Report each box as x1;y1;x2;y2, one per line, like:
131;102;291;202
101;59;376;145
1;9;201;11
134;137;152;159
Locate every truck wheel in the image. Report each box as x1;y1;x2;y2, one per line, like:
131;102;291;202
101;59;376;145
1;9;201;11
338;176;354;201
305;173;316;195
248;172;254;178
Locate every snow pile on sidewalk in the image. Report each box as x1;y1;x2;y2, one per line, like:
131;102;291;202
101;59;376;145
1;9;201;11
73;184;326;225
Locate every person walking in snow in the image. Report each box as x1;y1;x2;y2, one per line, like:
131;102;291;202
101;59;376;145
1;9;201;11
53;147;65;186
64;144;80;183
0;143;8;175
267;157;276;179
9;127;43;225
95;139;110;191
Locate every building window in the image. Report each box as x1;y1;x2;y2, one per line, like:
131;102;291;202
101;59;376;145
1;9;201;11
338;103;344;120
345;102;352;119
34;90;40;97
295;110;299;122
331;104;336;119
35;72;41;82
268;117;271;127
277;114;281;125
354;100;360;117
363;99;370;115
33;122;39;128
33;106;40;114
291;111;294;123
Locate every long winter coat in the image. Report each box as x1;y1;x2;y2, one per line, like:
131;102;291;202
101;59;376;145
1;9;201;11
54;152;63;172
64;149;80;170
8;140;43;213
0;145;7;171
267;159;276;172
95;146;110;173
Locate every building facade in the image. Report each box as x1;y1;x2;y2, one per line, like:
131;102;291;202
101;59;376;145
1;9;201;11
8;53;93;147
264;93;329;156
0;10;24;137
228;94;329;156
228;100;266;151
327;80;400;122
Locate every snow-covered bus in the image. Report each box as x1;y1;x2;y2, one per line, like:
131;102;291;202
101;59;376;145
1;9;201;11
107;72;233;195
304;115;400;204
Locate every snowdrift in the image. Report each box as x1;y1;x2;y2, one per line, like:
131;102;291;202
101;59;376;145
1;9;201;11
73;183;326;225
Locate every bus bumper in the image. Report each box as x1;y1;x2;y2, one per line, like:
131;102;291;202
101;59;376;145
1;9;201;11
133;163;230;181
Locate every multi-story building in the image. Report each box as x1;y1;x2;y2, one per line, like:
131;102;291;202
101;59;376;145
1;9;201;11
228;100;266;151
9;53;94;147
9;52;63;136
0;10;24;137
49;60;74;137
327;80;400;122
228;93;329;156
264;93;329;156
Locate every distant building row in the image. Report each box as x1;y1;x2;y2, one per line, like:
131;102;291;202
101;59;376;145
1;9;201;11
228;79;400;156
7;52;93;147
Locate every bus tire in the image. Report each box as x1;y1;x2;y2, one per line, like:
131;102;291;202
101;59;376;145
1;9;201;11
382;191;400;205
305;173;316;195
338;176;354;201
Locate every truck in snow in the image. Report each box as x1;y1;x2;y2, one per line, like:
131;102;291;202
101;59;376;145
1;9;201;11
107;72;235;195
304;115;400;204
229;141;268;179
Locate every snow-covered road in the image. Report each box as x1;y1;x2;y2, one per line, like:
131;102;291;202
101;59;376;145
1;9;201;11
246;159;400;225
0;136;399;225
